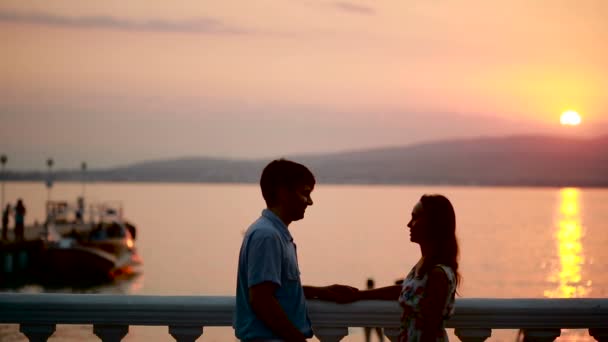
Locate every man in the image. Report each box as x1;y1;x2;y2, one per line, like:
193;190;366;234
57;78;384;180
234;159;358;341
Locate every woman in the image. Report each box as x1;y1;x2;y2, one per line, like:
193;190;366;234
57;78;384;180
357;194;460;342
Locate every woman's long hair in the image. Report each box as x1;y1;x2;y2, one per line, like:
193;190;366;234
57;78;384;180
419;194;461;290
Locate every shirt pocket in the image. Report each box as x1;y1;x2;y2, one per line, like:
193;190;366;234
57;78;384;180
276;255;300;299
284;262;300;281
283;245;300;281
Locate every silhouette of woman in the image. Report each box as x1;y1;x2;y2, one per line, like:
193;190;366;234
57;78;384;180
356;194;461;342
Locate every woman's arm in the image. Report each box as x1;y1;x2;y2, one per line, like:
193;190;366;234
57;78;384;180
418;267;450;342
358;285;402;300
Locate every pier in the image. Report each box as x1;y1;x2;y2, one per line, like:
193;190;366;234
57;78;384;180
0;224;72;284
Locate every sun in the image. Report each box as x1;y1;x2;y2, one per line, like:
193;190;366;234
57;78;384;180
560;110;582;126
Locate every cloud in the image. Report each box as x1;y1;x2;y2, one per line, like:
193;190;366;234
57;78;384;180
331;2;376;15
0;10;253;34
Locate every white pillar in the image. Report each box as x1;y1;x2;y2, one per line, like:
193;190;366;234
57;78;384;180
454;328;492;342
19;323;55;342
590;328;608;342
384;327;401;342
93;324;129;342
522;329;561;342
168;325;204;342
314;327;349;342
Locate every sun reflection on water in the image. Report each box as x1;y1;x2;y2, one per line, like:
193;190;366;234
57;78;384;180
544;188;589;298
544;188;591;341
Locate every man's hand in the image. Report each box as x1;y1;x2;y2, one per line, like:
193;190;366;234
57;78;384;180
324;284;360;303
250;282;308;342
305;284;360;303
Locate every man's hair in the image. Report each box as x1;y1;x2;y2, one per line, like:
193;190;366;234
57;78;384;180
260;159;316;207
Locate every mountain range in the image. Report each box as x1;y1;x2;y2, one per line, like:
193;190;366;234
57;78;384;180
4;135;608;187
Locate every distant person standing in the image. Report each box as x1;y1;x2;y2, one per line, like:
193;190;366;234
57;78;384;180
1;204;10;240
14;199;26;241
364;278;384;342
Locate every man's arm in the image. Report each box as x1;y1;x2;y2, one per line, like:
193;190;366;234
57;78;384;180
358;285;402;300
249;282;308;342
303;284;360;303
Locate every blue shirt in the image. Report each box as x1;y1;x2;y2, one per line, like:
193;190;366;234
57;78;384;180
234;209;313;341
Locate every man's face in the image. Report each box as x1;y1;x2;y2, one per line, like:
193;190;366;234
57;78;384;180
284;183;314;222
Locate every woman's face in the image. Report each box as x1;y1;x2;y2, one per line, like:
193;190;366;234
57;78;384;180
407;201;428;244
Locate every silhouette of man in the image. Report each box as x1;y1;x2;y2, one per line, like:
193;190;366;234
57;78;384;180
234;159;358;342
364;278;384;342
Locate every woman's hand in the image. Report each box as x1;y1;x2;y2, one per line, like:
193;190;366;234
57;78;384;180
322;284;360;303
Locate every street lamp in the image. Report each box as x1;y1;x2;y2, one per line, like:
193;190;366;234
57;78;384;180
46;158;54;203
1;154;6;211
81;162;87;198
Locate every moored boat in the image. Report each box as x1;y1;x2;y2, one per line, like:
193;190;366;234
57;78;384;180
40;200;142;285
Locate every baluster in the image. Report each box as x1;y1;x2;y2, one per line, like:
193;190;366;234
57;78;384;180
314;327;349;342
590;328;608;342
455;328;492;342
19;323;56;342
384;327;401;342
169;325;204;342
93;324;129;342
3;252;13;273
522;329;561;342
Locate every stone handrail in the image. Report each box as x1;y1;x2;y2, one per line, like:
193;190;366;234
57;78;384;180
1;294;607;341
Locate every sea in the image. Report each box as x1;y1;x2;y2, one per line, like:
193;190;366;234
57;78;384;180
1;182;607;341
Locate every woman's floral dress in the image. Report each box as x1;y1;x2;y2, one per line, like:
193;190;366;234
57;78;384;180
398;264;456;342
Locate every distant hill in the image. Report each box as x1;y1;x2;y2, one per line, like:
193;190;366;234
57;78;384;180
5;135;608;187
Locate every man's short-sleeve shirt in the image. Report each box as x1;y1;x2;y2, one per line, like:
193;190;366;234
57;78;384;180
233;209;313;341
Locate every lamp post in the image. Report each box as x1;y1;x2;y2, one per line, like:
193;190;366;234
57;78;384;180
1;154;6;211
46;158;54;203
81;162;87;198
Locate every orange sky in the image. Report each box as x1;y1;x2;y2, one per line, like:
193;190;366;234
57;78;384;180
1;0;606;169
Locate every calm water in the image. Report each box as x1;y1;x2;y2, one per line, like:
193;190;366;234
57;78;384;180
1;182;607;341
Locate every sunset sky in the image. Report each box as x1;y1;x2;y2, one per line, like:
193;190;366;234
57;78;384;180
1;0;607;170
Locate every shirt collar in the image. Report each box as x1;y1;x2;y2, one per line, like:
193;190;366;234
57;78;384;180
261;209;293;241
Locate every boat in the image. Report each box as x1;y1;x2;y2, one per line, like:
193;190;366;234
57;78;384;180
43;198;136;239
40;199;142;285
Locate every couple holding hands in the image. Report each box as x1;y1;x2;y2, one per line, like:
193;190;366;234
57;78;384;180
234;159;460;342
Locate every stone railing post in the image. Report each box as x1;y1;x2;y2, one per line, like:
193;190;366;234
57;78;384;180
168;325;204;342
314;327;349;342
384;327;401;342
455;328;492;342
590;328;608;342
19;323;56;342
93;324;129;342
522;329;561;342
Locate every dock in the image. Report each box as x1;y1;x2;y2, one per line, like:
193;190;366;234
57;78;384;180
0;223;93;287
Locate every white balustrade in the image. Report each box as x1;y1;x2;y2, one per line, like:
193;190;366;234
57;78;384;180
0;294;607;341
